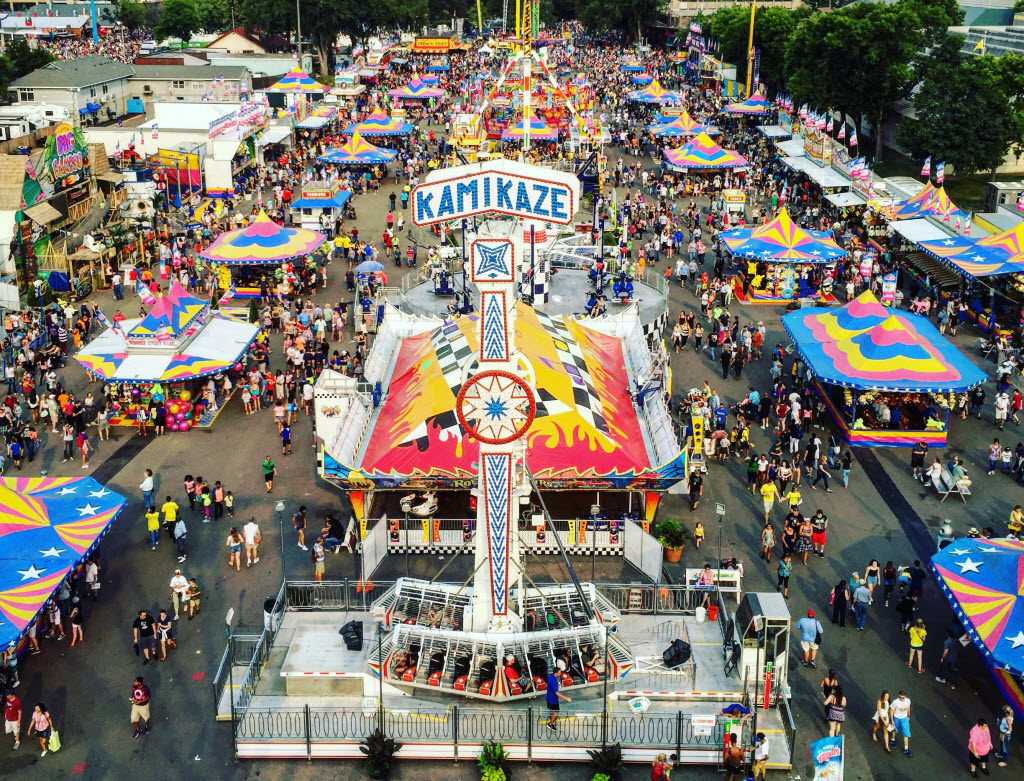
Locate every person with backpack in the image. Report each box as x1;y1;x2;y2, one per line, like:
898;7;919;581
130;677;152;738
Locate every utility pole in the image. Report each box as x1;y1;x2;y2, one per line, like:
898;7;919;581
295;0;302;59
745;0;757;98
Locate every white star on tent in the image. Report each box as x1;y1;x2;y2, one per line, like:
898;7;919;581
812;249;822;255
17;564;45;581
1006;631;1024;650
971;254;986;261
87;487;111;499
978;546;997;553
76;502;100;516
57;487;77;495
948;548;970;555
942;239;955;246
39;547;65;558
956;557;982;574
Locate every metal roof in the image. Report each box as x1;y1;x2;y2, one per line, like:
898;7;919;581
129;65;250;81
10;55;134;90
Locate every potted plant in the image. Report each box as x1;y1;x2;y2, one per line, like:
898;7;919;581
656;519;686;563
359;728;401;780
477;741;511;781
588;743;624;781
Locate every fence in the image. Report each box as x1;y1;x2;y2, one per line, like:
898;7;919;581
233;704;736;762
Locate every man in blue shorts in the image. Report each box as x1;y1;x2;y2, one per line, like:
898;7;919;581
545;659;572;731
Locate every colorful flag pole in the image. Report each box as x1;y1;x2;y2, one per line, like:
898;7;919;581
935;162;945;184
920;156;931;177
849;128;858;147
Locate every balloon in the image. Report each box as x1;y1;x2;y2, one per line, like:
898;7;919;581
179;390;192;402
234;363;243;372
179;421;190;431
175;412;186;422
170;421;181;431
168;402;179;415
131;388;141;398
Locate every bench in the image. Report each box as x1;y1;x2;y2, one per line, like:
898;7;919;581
684;567;742;602
932;467;971;503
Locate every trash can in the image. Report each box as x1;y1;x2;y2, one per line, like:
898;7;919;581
263;596;283;633
708;605;719;622
695;606;707;623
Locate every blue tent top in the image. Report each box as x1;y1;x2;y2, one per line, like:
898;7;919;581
0;476;126;649
781;291;987;393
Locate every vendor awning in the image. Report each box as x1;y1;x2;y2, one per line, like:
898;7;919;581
257;127;293;147
96;172;124;183
23;201;62;225
757;124;791;138
783;156;851;188
296;115;331;129
825;191;866;207
776;138;805;158
290;191;352;209
891;218;953;244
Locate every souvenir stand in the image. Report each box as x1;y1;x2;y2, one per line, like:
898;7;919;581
74;283;262;428
662;132;747;198
649;110;719;138
198;210;327;300
781;291;987;447
721;210;846;303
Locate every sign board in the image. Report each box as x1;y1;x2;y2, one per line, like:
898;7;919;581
723;189;745;205
208;110;238;139
412;159;581;226
42;122;89;187
692;715;716;736
413;37;453;53
804;129;833;167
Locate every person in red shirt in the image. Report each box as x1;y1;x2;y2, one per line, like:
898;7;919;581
4;692;21;750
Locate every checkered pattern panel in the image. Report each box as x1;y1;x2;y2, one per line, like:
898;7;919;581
533;311;610;435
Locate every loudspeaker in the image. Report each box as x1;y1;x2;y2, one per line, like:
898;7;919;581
662;639;692;669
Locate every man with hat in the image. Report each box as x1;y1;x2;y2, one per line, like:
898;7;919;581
795;609;823;668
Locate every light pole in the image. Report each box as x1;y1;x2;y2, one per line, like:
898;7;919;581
276;500;286;579
715;503;725;579
376;623;385;732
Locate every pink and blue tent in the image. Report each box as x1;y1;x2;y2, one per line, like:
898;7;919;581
724;92;770;115
343;111;414;136
663;132;747;169
501;116;559;142
388;78;445;100
918;221;1024;280
318;131;398;165
721;210;846;263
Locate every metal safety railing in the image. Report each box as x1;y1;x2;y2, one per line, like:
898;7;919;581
233;704;738;760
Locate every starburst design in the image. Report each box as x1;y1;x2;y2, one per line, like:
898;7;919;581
457;370;536;445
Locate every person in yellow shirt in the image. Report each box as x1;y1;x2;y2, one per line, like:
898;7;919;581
1009;504;1023;537
907;618;927;672
760;482;779;522
784;487;802;510
161;496;179;540
146;508;160;550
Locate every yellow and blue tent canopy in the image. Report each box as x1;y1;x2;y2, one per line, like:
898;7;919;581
0;477;126;649
501;116;559;142
127;281;207;338
343;111;414;136
723;92;770;115
918;220;1024;280
627;80;682;105
663;132;747;169
267;66;323;92
388;77;445;100
721;209;846;263
318;131;399;165
650;109;719;137
199;210;326;265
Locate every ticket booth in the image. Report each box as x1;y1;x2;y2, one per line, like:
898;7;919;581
289;181;352;231
734;592;790;708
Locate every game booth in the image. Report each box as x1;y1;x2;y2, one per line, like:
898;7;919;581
931;537;1024;721
343;111;414;137
781;291;987;447
0;477;126;657
721;210;846;303
722;92;770;117
318;131;398;167
198;210;327;300
74;283;261;428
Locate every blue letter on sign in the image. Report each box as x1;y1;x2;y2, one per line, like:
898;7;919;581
416;192;435;222
456;180;478;213
550;187;568;221
437;185;455;218
495;177;514;210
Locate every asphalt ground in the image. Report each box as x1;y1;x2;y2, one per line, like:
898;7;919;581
6;142;1020;781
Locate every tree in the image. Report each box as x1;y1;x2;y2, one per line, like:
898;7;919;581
705;4;811;90
154;0;201;43
574;0;668;41
117;0;149;30
899;35;1014;178
195;0;236;33
785;0;961;161
5;37;56;78
997;53;1024;161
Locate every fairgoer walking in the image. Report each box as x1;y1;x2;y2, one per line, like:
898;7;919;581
130;677;152;738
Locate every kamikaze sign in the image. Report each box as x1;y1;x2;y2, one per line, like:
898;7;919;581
412;159;581;226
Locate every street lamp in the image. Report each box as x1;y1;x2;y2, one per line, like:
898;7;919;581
715;503;725;579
